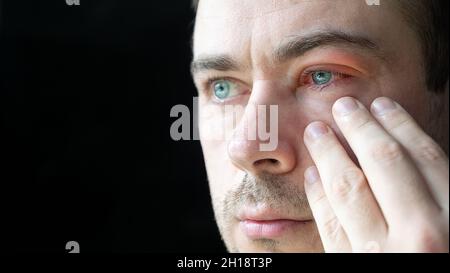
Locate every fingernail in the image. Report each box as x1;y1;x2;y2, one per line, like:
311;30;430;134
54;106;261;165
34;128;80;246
371;97;397;116
305;166;320;184
306;122;329;140
334;97;359;116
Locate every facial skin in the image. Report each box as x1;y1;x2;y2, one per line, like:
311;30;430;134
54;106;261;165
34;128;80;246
191;0;449;252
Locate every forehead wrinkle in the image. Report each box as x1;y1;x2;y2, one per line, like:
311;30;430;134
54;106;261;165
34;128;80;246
197;0;342;21
247;14;283;77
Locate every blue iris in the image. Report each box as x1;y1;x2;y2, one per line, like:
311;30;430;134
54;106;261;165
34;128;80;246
312;71;332;85
213;80;231;100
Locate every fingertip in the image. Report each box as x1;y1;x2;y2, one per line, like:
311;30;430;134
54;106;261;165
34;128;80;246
371;97;397;117
332;97;360;117
304;121;330;142
304;165;321;185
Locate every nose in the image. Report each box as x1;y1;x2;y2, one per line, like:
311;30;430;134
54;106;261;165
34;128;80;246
227;80;296;176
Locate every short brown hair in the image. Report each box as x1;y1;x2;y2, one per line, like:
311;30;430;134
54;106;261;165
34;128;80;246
192;0;449;93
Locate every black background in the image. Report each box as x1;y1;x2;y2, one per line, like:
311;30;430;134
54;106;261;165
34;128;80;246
0;0;225;253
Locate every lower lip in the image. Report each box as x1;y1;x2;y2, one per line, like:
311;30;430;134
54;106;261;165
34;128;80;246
240;219;308;239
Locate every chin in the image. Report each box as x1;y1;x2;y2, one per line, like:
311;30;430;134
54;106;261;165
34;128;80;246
227;239;324;253
223;222;324;253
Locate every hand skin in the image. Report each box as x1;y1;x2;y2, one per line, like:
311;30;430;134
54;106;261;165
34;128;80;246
303;96;449;252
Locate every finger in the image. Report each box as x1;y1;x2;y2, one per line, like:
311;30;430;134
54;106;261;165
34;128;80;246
371;97;449;211
304;122;387;251
304;166;351;252
332;97;440;225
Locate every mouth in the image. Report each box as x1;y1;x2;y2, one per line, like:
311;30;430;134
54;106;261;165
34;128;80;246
237;207;313;239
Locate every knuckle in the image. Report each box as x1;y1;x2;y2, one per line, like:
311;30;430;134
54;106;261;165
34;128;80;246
321;216;342;240
411;222;447;252
414;138;446;162
331;168;366;199
308;187;328;207
369;140;405;164
352;114;373;131
389;112;413;131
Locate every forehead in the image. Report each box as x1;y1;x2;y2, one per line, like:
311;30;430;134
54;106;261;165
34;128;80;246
193;0;401;58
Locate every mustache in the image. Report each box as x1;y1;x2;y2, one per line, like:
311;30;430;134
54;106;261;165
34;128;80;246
223;172;311;217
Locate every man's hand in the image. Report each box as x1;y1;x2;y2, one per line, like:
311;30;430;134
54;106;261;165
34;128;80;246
303;97;449;252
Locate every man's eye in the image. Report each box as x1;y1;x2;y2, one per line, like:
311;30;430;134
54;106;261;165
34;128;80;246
301;69;350;89
311;71;333;85
212;79;239;100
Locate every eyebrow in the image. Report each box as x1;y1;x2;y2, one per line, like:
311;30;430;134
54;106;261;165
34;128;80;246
276;30;380;62
190;54;240;76
191;30;381;76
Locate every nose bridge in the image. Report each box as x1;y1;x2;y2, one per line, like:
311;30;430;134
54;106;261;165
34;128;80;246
251;79;286;104
232;79;286;143
227;79;296;176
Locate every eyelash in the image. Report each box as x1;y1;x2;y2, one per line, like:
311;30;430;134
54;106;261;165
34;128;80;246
205;76;226;89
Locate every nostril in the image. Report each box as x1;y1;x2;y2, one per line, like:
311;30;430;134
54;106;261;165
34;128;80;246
254;158;280;167
268;159;279;164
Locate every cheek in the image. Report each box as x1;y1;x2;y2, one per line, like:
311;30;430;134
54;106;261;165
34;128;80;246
291;96;335;130
199;105;223;141
293;89;376;165
371;71;429;125
199;136;242;204
199;102;248;199
280;98;336;168
199;103;245;141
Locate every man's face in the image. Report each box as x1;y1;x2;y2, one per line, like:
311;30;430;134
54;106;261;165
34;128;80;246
192;0;435;252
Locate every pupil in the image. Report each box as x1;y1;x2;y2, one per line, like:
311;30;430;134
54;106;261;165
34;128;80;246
214;81;230;99
313;71;331;85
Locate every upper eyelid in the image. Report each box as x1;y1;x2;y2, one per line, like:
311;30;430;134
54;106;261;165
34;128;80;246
208;77;236;87
203;76;249;91
300;63;362;76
